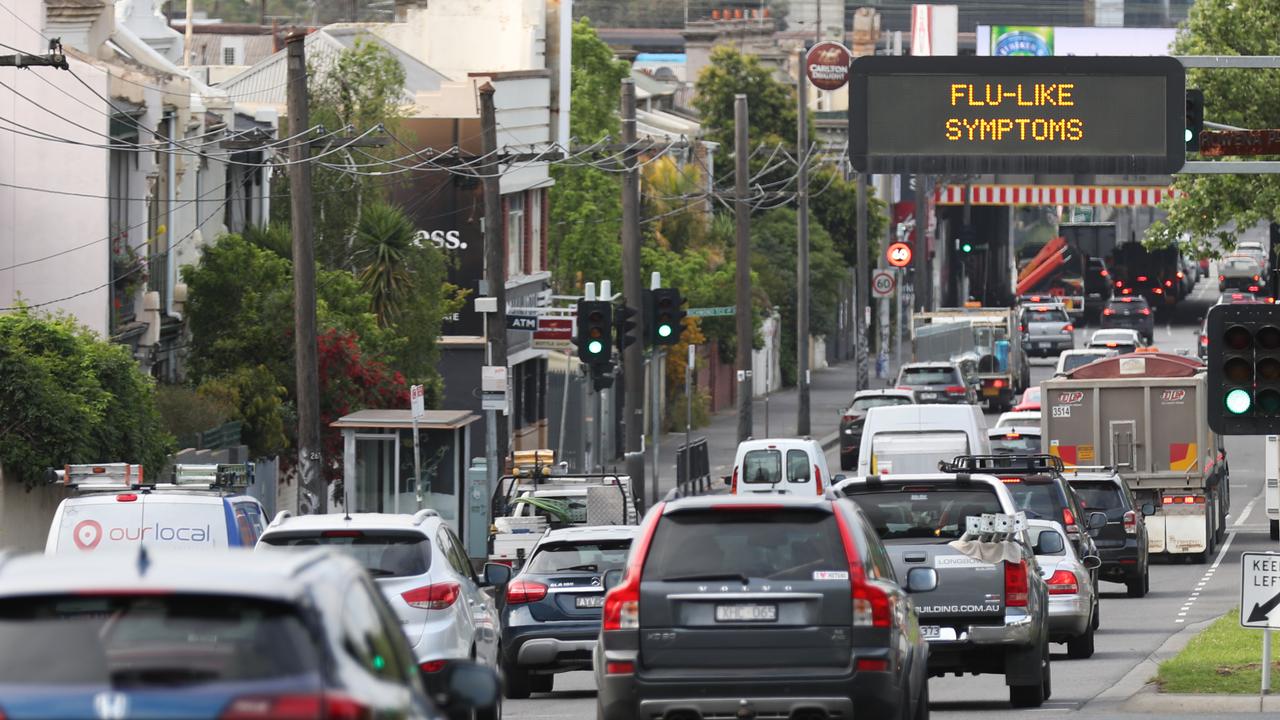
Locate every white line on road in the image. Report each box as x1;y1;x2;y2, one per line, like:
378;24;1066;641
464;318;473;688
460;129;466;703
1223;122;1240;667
1173;527;1239;623
1235;493;1262;527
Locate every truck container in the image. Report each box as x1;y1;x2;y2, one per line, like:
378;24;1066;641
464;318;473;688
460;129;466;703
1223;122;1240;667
1040;353;1228;561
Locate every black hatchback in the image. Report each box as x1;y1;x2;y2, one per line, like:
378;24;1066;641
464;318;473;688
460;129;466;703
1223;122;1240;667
1067;470;1152;598
595;493;931;720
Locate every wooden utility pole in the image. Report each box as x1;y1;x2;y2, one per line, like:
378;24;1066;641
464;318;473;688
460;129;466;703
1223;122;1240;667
286;30;325;514
856;171;869;389
796;49;811;435
479;84;509;473
621;79;646;502
734;94;753;443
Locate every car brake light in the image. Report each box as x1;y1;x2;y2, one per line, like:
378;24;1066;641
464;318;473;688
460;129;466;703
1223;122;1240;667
1201;335;1209;346
419;659;448;673
1219;275;1226;282
504;579;548;605
1115;280;1123;288
1140;308;1151;315
1100;269;1109;277
1063;507;1079;534
219;693;369;720
1005;433;1021;440
1137;275;1148;282
814;465;823;494
1018;324;1026;333
993;379;1005;388
1046;569;1079;595
1102;308;1115;316
1122;288;1132;295
1177;271;1185;279
834;510;890;628
895;385;912;391
605;661;634;674
320;530;363;538
1123;510;1137;535
1154;287;1164;295
603;504;664;632
1251;286;1262;292
945;385;966;395
731;466;738;494
403;582;461;610
1000;477;1022;483
116;493;138;502
1005;559;1029;607
1062;324;1073;333
1164;280;1173;287
1255;275;1262;282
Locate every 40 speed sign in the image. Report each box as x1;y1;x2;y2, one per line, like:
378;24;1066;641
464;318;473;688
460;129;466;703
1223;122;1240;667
886;242;913;267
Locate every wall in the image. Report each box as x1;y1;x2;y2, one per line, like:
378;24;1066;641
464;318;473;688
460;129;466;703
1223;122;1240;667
0;466;69;552
382;0;545;82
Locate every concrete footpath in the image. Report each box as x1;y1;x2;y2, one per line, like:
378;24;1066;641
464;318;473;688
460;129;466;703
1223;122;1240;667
631;358;882;505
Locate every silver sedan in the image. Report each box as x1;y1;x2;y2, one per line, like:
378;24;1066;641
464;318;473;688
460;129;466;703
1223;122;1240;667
1028;518;1101;659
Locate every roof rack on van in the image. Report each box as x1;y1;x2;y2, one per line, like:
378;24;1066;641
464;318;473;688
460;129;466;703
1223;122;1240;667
940;454;1064;474
47;463;147;491
412;508;440;525
152;463;254;492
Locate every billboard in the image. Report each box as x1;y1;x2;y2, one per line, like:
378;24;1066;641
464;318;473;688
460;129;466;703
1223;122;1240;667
991;26;1053;56
977;26;1177;57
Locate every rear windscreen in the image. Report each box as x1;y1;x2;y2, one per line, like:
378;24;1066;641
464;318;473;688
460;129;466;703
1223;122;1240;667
1071;481;1125;515
1002;479;1067;521
990;435;1042;454
645;511;846;581
1027;307;1069;323
844;488;1003;540
524;540;632;574
260;531;429;577
0;594;320;686
1062;354;1105;372
851;396;912;412
741;449;781;484
900;367;958;385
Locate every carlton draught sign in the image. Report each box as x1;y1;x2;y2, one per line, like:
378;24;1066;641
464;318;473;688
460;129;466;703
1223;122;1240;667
806;41;851;91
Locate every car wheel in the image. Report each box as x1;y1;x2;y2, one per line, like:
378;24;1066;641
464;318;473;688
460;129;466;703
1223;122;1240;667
504;663;532;699
1144;568;1151;595
1008;641;1048;708
475;694;502;720
1091;601;1100;631
913;679;930;720
531;673;554;694
1067;624;1096;659
1127;573;1147;598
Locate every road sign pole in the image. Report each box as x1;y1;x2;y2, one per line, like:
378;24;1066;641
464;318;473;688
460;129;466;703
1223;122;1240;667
1264;629;1273;696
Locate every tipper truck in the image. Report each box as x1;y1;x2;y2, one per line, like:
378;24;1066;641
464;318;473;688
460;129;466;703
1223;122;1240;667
1041;352;1229;562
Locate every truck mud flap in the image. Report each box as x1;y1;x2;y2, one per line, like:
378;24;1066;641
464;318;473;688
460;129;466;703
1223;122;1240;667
1147;514;1207;555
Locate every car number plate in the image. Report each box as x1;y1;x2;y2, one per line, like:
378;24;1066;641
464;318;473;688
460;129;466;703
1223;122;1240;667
982;387;999;397
919;625;957;642
715;603;777;623
1036;342;1049;349
920;392;937;400
575;595;605;609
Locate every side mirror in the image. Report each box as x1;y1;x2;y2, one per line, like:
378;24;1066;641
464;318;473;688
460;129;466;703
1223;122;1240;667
1034;531;1065;555
1087;511;1108;531
603;568;624;591
1141;502;1155;517
1082;555;1103;571
723;475;732;486
432;660;501;720
482;562;512;588
905;567;938;593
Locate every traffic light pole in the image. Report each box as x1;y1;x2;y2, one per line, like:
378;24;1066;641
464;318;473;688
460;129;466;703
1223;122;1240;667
621;79;647;505
796;49;811;436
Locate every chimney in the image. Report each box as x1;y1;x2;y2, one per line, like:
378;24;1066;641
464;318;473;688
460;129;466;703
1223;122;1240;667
712;8;720;19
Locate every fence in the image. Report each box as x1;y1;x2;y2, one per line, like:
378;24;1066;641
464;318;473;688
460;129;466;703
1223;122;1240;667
675;438;714;495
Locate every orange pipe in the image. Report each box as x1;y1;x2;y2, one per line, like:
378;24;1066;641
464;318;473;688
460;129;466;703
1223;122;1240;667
1017;237;1066;283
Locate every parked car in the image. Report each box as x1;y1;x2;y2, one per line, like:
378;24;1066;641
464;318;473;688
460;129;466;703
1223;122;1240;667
1027;519;1101;659
835;473;1053;707
594;493;931;720
1055;348;1117;376
857;404;991;476
1018;302;1075;357
988;427;1043;456
839;389;915;471
500;525;636;697
1066;469;1153;598
895;361;976;404
995;410;1041;429
729;437;832;495
257;509;505;708
1087;328;1146;356
1013;386;1042;412
1099;296;1155;343
1219;255;1263;292
0;548;499;720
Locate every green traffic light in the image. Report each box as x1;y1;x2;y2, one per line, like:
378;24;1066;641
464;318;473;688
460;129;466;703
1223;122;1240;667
1185;128;1194;143
657;324;673;338
961;242;973;253
1225;388;1252;415
587;339;604;355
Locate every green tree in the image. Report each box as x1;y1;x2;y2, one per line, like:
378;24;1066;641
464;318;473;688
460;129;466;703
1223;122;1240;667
0;309;172;485
1147;0;1280;255
810;168;889;267
693;45;804;152
353;203;416;327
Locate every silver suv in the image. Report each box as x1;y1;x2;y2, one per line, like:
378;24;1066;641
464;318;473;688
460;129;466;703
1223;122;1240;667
257;509;509;714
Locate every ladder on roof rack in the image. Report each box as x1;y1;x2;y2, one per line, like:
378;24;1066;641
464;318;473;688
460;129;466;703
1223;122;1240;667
47;463;146;491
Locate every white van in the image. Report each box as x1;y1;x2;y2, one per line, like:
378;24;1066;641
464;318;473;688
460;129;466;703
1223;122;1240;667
856;405;990;476
729;438;832;496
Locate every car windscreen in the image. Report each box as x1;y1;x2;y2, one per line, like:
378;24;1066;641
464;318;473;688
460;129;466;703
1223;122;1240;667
741;449;782;484
1070;481;1126;518
644;510;846;582
1026;307;1069;323
1062;353;1105;372
524;539;632;574
1000;478;1067;522
990;433;1042;454
0;594;321;686
851;396;912;412
899;367;958;385
844;487;1003;541
260;530;429;577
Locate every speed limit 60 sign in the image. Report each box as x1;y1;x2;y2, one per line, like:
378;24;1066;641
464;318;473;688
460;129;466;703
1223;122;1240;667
871;271;896;298
886;242;913;268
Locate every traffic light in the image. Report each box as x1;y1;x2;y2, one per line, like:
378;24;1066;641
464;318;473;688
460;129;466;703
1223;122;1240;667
574;300;613;369
957;225;977;254
648;288;687;346
1186;88;1204;152
1206;304;1280;434
614;303;639;354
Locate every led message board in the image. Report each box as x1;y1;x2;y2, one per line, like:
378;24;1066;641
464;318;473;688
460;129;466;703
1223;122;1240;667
848;56;1185;174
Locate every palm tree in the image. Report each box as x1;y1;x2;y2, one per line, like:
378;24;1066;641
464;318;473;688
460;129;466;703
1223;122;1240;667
352;202;416;327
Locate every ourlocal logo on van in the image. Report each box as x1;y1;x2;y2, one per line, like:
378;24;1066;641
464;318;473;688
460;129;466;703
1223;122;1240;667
1057;391;1085;405
72;519;213;551
1161;389;1187;403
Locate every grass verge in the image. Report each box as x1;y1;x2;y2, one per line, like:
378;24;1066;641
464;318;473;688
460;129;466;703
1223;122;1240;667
1158;610;1279;694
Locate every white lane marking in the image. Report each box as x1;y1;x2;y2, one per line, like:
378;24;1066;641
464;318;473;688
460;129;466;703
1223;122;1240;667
1236;494;1262;527
1172;529;1238;623
1211;531;1236;571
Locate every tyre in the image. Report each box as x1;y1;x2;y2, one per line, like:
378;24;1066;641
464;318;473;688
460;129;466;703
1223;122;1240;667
476;695;503;720
1144;568;1151;595
531;673;554;694
1271;519;1279;541
913;680;930;720
1091;601;1100;631
504;664;531;699
1008;641;1049;708
1127;572;1147;598
1067;624;1096;659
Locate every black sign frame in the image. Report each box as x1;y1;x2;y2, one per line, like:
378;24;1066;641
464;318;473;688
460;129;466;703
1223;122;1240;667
848;55;1185;175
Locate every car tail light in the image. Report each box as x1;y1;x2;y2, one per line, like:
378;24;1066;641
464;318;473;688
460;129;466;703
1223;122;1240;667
814;465;823;494
833;510;891;628
1046;569;1079;595
730;466;739;494
1122;288;1133;295
1251;286;1262;292
945;385;966;395
603;504;664;632
220;693;370;720
1255;275;1262;282
1102;308;1115;316
1004;559;1029;607
1123;510;1138;535
896;385;912;391
1100;269;1109;277
857;658;890;672
1201;335;1208;347
1137;275;1148;282
843;415;856;423
1140;308;1151;315
504;580;547;605
419;659;448;673
1154;287;1164;295
1114;280;1123;288
1219;274;1226;282
1062;324;1073;334
403;582;460;610
1164;280;1173;288
993;379;1005;388
1018;324;1026;333
1177;271;1185;279
1062;507;1080;535
116;493;138;502
605;661;634;674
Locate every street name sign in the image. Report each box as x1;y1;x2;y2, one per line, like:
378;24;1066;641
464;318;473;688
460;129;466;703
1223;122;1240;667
848;56;1185;175
688;306;735;318
1241;552;1280;628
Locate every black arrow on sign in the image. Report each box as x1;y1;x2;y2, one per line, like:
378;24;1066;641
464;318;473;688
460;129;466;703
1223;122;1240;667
1248;590;1280;624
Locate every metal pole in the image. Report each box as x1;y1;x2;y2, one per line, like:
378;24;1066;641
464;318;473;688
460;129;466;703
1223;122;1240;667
621;79;646;503
796;48;811;435
287;30;325;515
557;351;570;463
484;312;498;508
651;350;662;505
411;414;421;511
913;175;929;311
480;84;508;480
856;171;869;389
685;344;693;487
764;329;771;437
1265;629;1273;696
735;94;754;442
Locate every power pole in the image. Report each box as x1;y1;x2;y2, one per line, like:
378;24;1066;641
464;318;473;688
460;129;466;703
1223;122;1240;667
621;79;646;502
480;84;509;476
796;49;811;435
286;30;324;514
856;171;869;389
913;174;929;311
735;94;754;443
